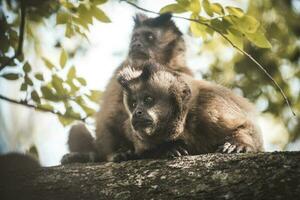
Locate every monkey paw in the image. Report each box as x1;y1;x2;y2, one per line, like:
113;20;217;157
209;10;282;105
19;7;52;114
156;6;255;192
61;152;97;164
108;150;137;162
164;145;189;158
218;142;253;153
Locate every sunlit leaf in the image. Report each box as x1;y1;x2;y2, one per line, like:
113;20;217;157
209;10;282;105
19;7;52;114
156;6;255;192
225;28;244;50
60;49;68;68
23;62;31;73
41;86;59;101
31;90;41;104
160;4;186;14
203;0;213;16
34;73;44;81
56;12;69;25
230;15;260;34
58;116;74;126
67;66;76;80
190;14;208;38
226;6;244;18
25;76;33;85
77;77;87;86
2;73;20;80
37;103;54;111
91;0;108;5
52;75;66;95
92;6;111;23
245;28;272;48
87;90;102;102
42;57;55;70
20;83;27;91
189;0;201;14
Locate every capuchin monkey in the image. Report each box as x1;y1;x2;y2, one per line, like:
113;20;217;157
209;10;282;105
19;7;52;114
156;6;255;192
61;13;193;164
114;62;263;160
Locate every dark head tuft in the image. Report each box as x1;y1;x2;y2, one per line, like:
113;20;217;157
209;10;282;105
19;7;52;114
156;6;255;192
140;62;163;81
133;13;148;27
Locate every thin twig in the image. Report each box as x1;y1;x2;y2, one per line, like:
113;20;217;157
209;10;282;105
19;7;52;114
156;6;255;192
121;0;296;116
0;0;26;71
0;93;88;123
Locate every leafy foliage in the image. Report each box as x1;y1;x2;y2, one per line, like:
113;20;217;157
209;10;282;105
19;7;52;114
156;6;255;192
0;0;108;126
160;0;271;49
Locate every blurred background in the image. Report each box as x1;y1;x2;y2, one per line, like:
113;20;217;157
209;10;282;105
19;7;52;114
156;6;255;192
0;0;299;166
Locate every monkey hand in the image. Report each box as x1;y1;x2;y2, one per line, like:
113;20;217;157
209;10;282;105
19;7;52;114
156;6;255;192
61;152;98;164
162;141;189;158
218;142;254;153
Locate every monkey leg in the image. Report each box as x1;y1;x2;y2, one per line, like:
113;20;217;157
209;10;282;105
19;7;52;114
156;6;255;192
217;123;262;153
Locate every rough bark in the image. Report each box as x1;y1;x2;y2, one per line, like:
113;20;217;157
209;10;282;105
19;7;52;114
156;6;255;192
0;152;299;200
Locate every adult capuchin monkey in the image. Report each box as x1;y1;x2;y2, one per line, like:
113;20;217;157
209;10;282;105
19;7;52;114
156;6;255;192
61;13;194;164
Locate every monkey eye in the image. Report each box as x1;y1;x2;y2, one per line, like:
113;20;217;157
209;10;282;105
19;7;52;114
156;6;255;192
131;99;137;108
145;32;155;42
144;96;154;105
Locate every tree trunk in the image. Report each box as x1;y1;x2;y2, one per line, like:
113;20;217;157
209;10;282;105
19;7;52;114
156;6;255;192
0;152;299;200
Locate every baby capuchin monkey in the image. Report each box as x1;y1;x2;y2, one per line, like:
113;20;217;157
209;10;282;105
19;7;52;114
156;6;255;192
116;62;264;160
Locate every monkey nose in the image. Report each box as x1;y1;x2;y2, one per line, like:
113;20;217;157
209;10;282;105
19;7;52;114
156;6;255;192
134;110;143;118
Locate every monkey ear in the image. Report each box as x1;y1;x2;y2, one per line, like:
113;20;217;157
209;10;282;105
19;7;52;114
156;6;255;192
150;13;172;26
133;13;148;27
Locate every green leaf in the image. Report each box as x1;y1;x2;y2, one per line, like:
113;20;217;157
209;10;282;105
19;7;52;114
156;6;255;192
190;14;208;38
203;0;224;16
91;0;108;5
41;86;59;101
92;6;111;23
37;103;54;111
58;116;74;126
65;23;74;38
52;75;66;96
34;73;44;81
203;0;213;17
210;3;224;15
210;18;231;34
42;57;55;70
245;28;272;48
88;90;102;102
31;90;41;104
189;0;201;14
226;28;244;50
2;73;20;80
230;15;260;34
73;17;90;30
80;104;96;116
60;49;68;68
160;4;186;14
25;76;33;86
23;62;31;73
20;83;27;91
67;66;76;80
56;12;69;25
226;6;244;18
77;77;87;86
65;106;81;119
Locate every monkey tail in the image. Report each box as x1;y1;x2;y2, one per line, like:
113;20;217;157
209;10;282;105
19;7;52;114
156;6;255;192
68;123;96;153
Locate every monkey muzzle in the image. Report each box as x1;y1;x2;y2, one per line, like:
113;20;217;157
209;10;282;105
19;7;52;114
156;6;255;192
129;43;149;59
131;110;154;132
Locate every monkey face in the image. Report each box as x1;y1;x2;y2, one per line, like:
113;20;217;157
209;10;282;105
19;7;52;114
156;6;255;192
118;62;191;144
128;13;183;64
124;87;175;142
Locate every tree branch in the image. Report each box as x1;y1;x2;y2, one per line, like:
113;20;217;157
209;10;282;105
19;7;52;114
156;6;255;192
121;0;296;116
0;0;26;71
0;93;88;123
